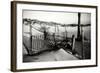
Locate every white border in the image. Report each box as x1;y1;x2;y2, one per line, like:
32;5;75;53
17;3;96;69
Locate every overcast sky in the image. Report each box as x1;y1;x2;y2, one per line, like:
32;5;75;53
23;10;91;24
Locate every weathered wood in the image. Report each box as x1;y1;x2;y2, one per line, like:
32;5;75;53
77;13;81;40
81;27;84;59
23;42;30;54
72;35;75;51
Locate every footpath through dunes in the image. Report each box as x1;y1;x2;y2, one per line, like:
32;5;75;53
23;48;78;62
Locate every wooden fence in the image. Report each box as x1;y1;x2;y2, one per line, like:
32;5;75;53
32;35;46;53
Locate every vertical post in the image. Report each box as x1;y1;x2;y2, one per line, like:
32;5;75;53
29;21;32;55
65;25;67;39
81;27;84;59
35;35;38;52
54;24;56;45
55;24;56;36
77;13;81;40
57;25;59;38
72;35;75;52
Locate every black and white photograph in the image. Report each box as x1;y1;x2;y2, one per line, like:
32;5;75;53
23;10;91;62
11;1;97;71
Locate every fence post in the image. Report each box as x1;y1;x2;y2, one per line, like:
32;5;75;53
72;35;75;52
81;27;84;59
